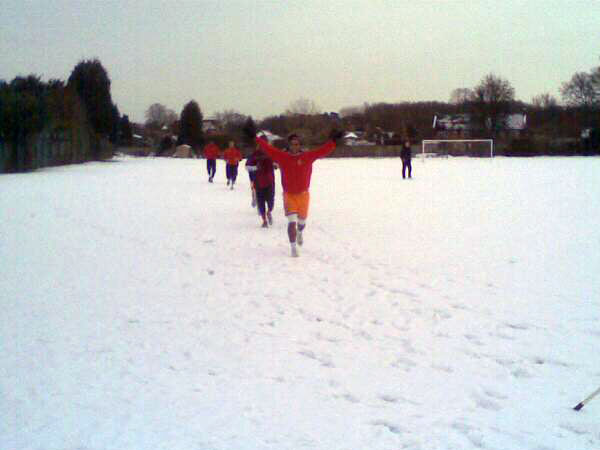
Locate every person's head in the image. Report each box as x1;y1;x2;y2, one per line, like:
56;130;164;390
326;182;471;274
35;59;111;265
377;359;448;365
229;140;235;147
404;140;410;147
288;134;301;154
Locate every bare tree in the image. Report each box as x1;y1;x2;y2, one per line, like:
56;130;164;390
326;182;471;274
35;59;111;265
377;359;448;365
145;103;177;130
531;93;558;109
449;88;473;105
339;105;365;118
214;109;247;131
286;97;321;115
471;73;515;134
592;65;600;97
561;72;598;108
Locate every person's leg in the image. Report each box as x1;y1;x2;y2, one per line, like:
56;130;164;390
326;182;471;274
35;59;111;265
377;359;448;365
226;164;231;185
256;187;267;226
408;161;412;178
284;192;299;256
402;161;407;179
249;174;257;207
231;165;238;188
266;184;275;224
296;191;310;246
211;160;217;181
287;213;299;256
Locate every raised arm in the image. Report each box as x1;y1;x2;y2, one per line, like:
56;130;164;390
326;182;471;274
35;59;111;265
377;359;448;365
306;129;342;159
306;140;336;159
255;137;291;164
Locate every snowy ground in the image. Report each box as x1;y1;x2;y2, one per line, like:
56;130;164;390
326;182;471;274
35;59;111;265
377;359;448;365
2;154;599;450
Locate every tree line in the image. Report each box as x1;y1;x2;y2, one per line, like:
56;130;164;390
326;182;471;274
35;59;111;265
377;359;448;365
1;60;123;147
2;57;599;172
144;63;600;152
0;59;134;171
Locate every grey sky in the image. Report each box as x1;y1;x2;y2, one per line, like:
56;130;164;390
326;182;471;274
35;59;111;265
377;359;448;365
1;0;598;123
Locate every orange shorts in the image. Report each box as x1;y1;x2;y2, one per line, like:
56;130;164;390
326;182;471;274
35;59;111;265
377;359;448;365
283;191;310;220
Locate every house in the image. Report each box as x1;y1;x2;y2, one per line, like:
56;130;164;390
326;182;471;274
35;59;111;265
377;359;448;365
433;114;471;132
343;131;375;146
258;129;283;143
433;113;527;138
202;119;221;135
343;131;359;145
173;144;193;158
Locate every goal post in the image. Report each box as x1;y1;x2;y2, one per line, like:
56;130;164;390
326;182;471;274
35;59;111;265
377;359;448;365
421;139;494;158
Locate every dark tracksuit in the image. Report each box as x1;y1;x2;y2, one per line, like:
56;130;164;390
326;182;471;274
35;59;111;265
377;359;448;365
207;159;216;179
401;144;412;179
203;143;220;181
254;156;276;216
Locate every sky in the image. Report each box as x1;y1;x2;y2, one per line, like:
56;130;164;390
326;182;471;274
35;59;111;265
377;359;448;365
1;0;599;123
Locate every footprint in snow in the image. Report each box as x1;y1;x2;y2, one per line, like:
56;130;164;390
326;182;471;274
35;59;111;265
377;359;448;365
298;350;335;368
504;322;530;331
371;420;403;435
585;328;600;338
433;309;452;320
334;392;360;403
391;356;418;371
464;334;484;346
379;394;399;403
472;392;502;411
378;394;421;406
431;363;453;373
511;367;534;379
559;423;590;436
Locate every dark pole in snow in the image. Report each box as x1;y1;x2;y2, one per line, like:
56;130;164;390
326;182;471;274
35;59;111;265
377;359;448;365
573;386;600;411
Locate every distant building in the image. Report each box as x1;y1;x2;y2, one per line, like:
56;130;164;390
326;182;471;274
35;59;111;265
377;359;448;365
258;129;283;143
433;113;527;138
202;119;221;135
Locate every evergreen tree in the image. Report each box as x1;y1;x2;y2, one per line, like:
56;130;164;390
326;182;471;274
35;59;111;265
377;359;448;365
179;100;204;151
242;116;257;146
67;58;115;135
0;75;47;144
119;114;133;146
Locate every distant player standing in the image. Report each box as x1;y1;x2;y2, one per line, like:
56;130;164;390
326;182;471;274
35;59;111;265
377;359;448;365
255;130;342;257
401;140;412;179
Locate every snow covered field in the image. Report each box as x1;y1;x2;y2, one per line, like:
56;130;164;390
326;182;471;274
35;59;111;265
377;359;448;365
2;154;599;450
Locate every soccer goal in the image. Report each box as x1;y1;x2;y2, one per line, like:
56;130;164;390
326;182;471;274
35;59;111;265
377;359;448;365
421;139;494;158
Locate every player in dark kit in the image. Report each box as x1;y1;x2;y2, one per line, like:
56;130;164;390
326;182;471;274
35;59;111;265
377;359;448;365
401;140;412;179
251;146;277;228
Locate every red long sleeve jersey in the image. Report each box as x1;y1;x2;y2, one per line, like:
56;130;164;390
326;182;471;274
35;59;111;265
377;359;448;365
256;138;336;194
203;143;220;159
223;147;242;165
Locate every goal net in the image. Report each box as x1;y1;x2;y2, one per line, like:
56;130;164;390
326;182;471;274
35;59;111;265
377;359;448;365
421;139;494;158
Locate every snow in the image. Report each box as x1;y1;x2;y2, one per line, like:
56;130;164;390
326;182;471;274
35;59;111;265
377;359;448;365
2;154;599;450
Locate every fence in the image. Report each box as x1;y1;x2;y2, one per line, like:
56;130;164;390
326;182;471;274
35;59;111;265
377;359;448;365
0;127;113;173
